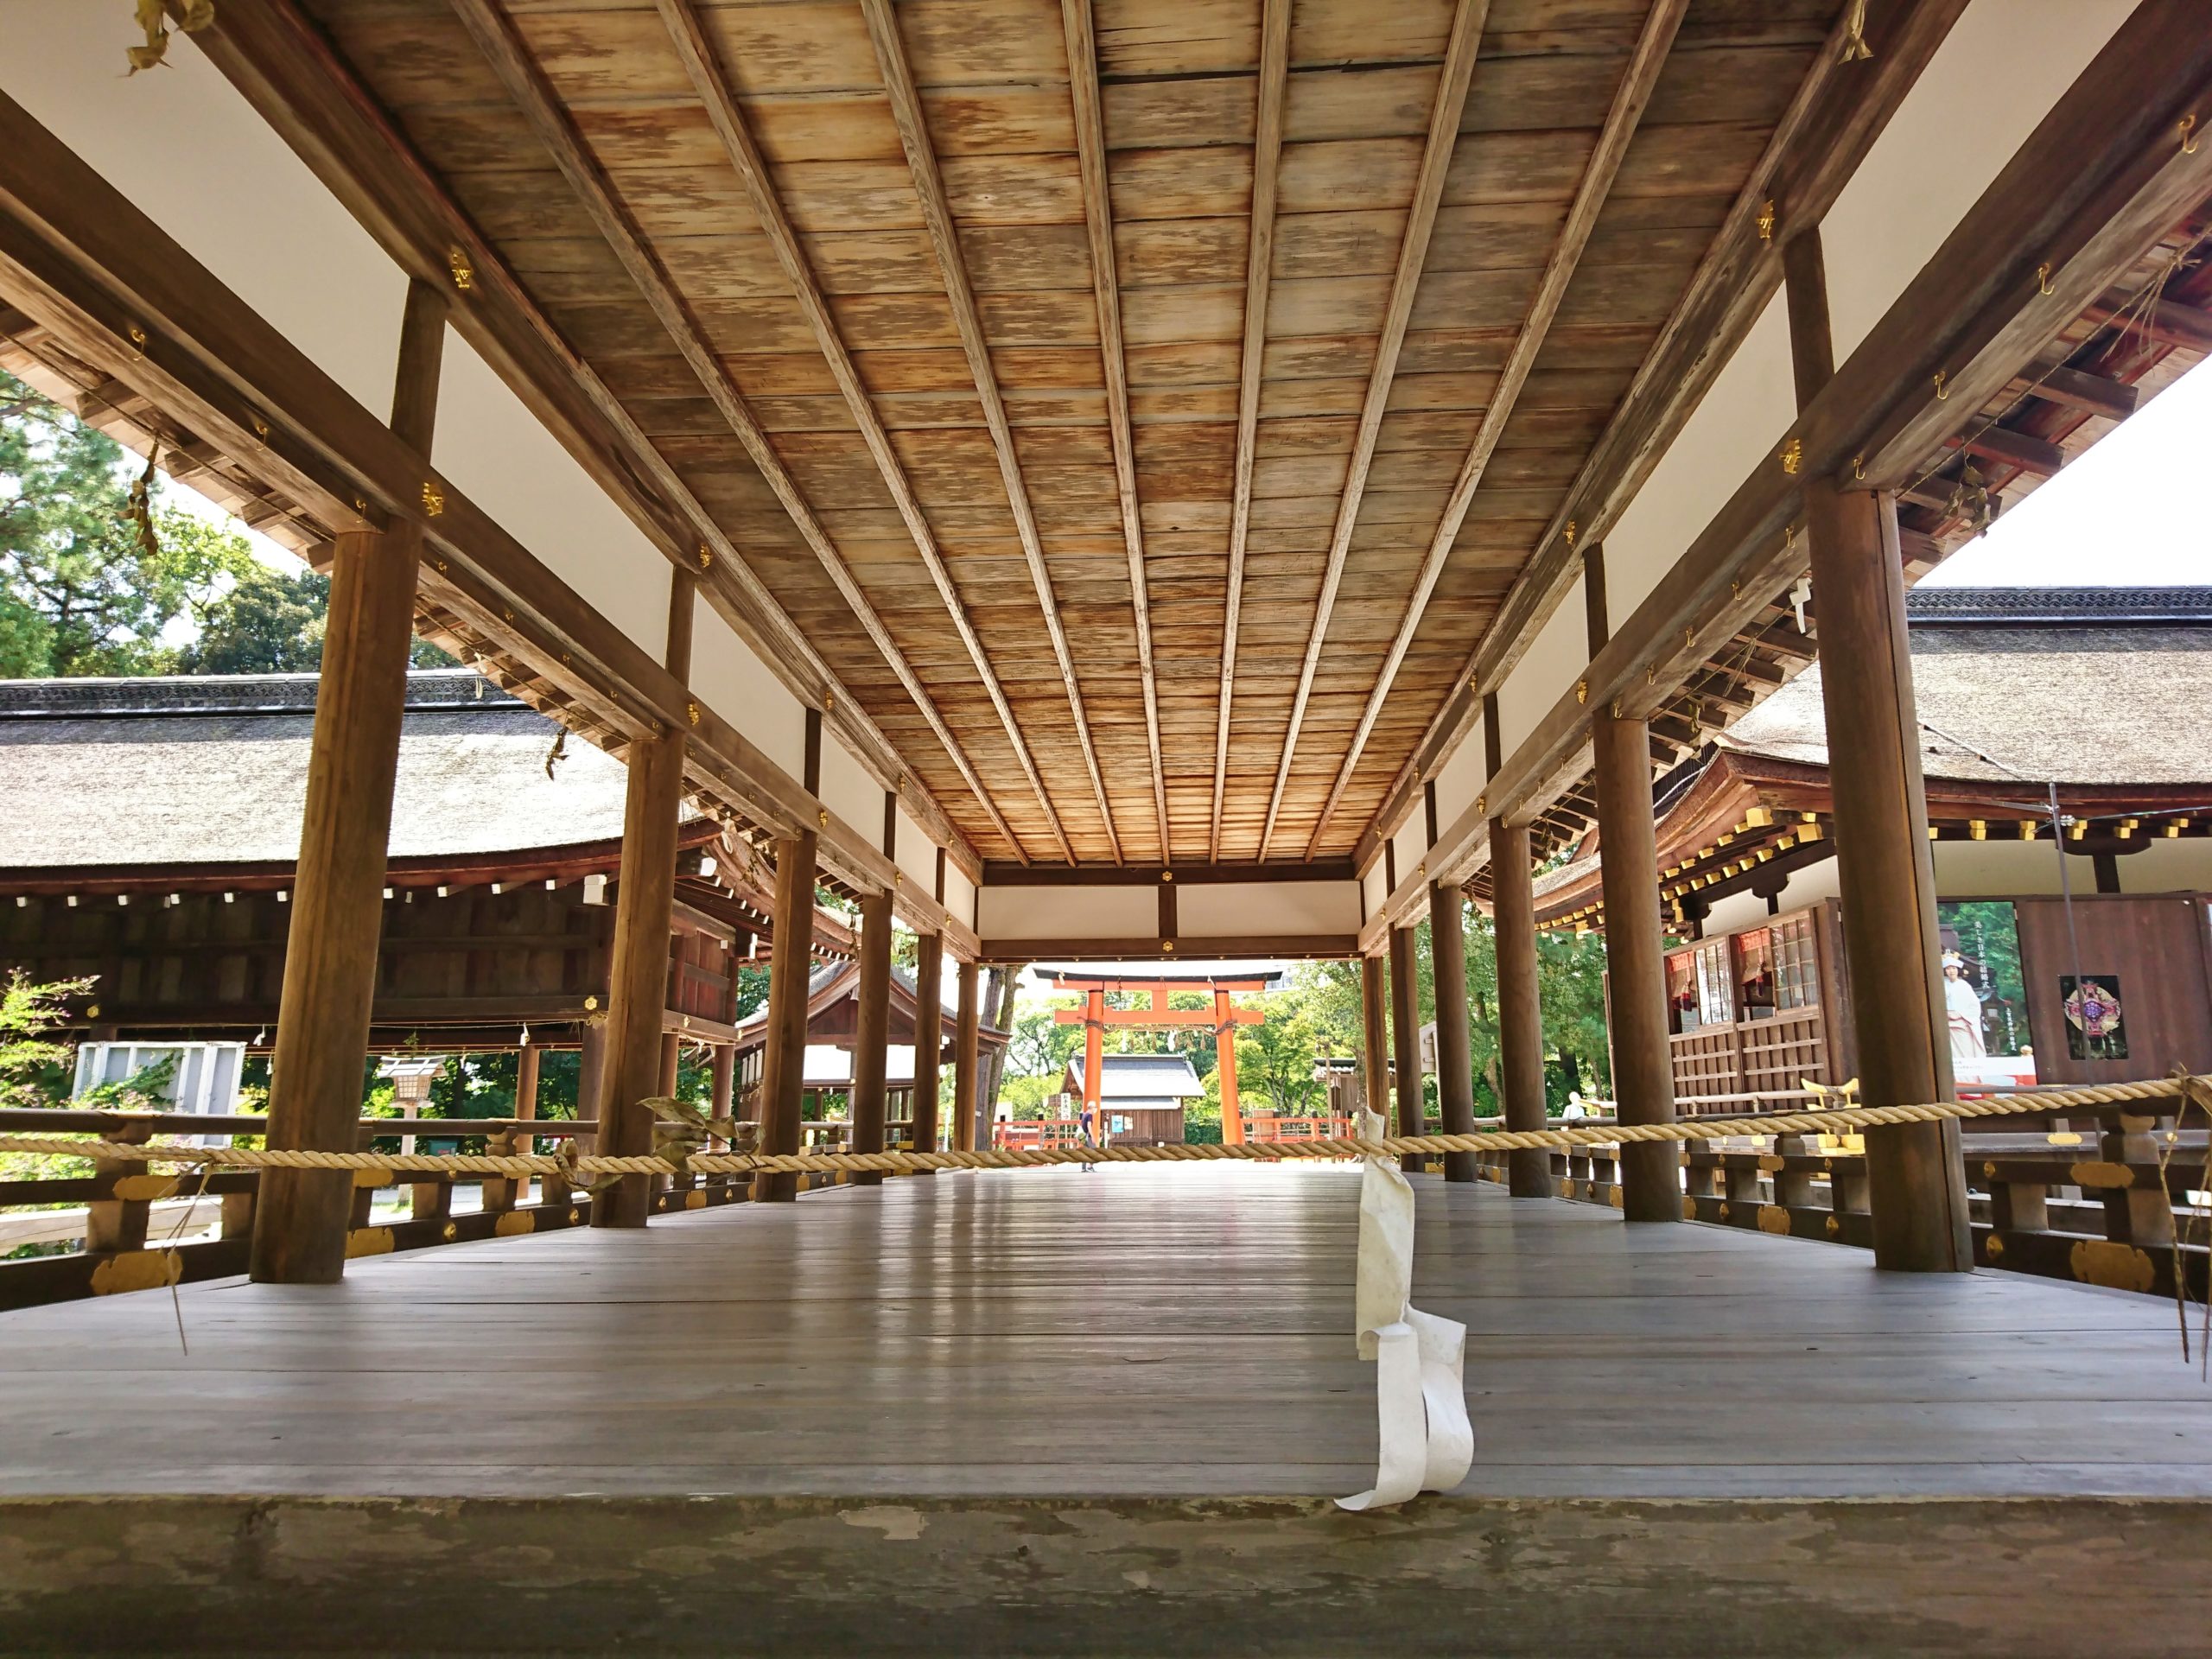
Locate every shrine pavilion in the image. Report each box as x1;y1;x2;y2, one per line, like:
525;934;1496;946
4;0;2212;1647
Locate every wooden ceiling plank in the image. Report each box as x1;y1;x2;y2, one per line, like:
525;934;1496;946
648;0;1077;863
446;0;1042;861
1302;0;1688;858
859;0;1129;863
1208;0;1292;865
193;0;985;880
1351;0;1972;874
1253;0;1490;861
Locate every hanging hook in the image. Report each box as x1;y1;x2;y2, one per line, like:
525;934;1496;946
2036;262;2054;296
2183;114;2200;156
1933;369;1948;403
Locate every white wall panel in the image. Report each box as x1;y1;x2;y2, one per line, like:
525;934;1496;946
975;884;1128;941
1700;857;1842;938
1391;817;1428;889
942;862;978;932
819;738;884;848
1496;574;1588;759
690;607;805;779
0;9;405;417
1433;712;1488;831
895;808;938;896
1822;0;2135;363
1604;294;1796;628
1178;881;1362;939
1362;860;1388;920
2109;839;2212;894
435;336;667;661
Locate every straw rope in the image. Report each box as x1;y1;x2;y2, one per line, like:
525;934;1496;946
3;1076;2199;1180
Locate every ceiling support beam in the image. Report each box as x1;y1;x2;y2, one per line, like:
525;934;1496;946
193;0;982;880
1303;0;1688;857
1207;0;1292;863
1253;0;1490;859
652;0;1084;864
446;0;1043;861
1362;0;2212;937
1056;0;1170;861
1353;0;1972;874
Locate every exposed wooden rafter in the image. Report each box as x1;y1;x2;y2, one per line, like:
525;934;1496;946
443;0;1046;861
1353;0;1973;874
1208;0;1292;863
1303;0;1689;857
1253;0;1489;859
645;0;1085;864
852;0;1134;864
1057;0;1170;861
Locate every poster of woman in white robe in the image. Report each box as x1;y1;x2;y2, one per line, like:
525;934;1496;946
1942;951;1985;1064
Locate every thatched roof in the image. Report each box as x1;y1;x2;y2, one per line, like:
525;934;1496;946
0;669;660;871
1719;592;2212;787
1066;1054;1205;1103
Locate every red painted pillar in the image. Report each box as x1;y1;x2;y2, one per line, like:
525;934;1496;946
1215;988;1244;1144
1083;988;1105;1142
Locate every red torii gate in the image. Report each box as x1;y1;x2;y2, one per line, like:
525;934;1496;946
1039;963;1281;1146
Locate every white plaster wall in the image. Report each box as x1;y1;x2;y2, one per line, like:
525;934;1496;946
1433;711;1488;827
818;737;884;848
895;807;939;896
690;607;807;780
435;335;668;662
941;861;978;932
1604;294;1796;628
1176;881;1362;938
2110;838;2212;893
1495;574;1589;759
1821;0;2137;362
1361;859;1388;922
0;8;406;418
975;884;1129;941
1391;816;1428;888
1699;855;1842;938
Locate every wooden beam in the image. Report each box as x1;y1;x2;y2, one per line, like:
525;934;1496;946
657;0;1093;863
1304;0;1689;856
1415;0;2212;894
194;0;982;884
2088;295;2212;352
1052;0;1169;859
446;0;1039;862
1209;0;1292;863
1949;427;2064;476
1254;0;1489;859
250;276;443;1286
1354;0;1972;873
2024;363;2141;421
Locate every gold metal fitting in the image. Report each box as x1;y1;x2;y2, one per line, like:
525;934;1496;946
1161;939;1176;952
249;413;270;440
448;248;475;292
1160;869;1173;882
696;543;713;570
1780;436;1802;475
421;480;445;517
2036;262;2054;296
2182;113;2200;156
1575;679;1588;705
1933;369;1948;402
1755;200;1776;242
126;321;148;349
686;701;701;728
817;809;830;829
1563;519;1578;547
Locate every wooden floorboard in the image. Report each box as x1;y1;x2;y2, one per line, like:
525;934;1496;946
3;1166;2209;1499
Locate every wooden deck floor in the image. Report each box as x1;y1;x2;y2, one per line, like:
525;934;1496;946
4;1165;2211;1499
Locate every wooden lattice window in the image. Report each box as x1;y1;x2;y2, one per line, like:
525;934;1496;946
1772;912;1819;1010
1667;949;1699;1033
1695;938;1734;1028
1736;927;1776;1021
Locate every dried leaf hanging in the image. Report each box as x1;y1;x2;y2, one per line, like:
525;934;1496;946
128;1;217;76
1837;0;1872;64
127;442;161;562
544;726;569;781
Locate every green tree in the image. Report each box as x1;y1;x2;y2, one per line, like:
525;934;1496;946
177;563;329;674
1;371;257;676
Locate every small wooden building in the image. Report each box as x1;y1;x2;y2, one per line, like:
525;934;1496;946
1062;1053;1205;1147
0;669;852;1093
1535;588;2212;1109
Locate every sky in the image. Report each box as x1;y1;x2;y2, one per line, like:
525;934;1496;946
1919;351;2211;588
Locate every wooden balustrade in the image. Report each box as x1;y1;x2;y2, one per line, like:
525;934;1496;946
1481;1103;2207;1299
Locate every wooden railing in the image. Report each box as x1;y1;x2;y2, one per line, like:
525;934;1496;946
1243;1116;1359;1143
994;1121;1089;1151
1473;1101;2209;1300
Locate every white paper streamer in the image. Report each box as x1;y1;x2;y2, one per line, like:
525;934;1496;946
1338;1110;1474;1511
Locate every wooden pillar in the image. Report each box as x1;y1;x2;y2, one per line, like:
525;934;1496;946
1593;712;1679;1221
512;1039;540;1203
250;278;443;1286
1214;988;1244;1144
590;572;694;1229
953;959;982;1154
657;1032;681;1097
849;889;893;1186
575;1020;607;1148
1804;480;1971;1270
753;830;817;1202
1787;227;1968;1272
912;934;944;1156
1427;880;1480;1184
709;1044;734;1120
1388;924;1424;1169
1359;953;1389;1124
1490;822;1549;1196
1081;987;1105;1135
